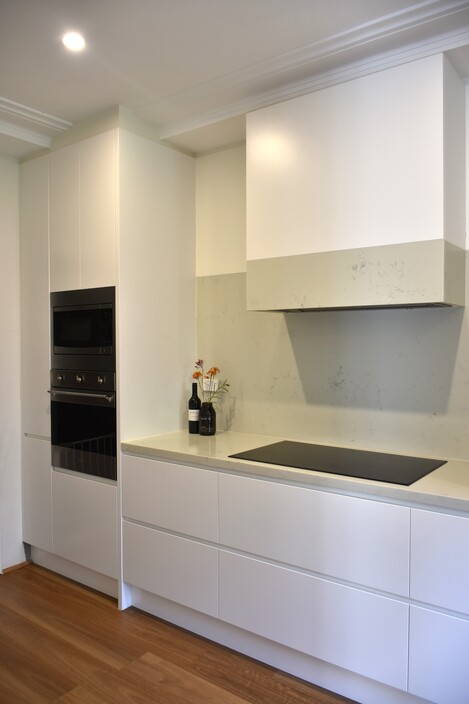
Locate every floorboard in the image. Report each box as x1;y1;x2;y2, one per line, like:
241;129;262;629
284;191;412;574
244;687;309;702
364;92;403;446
0;564;358;704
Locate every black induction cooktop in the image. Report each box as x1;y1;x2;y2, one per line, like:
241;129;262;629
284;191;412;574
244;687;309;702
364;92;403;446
229;441;446;486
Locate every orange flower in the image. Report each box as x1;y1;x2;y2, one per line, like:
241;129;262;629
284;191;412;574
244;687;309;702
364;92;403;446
192;361;229;403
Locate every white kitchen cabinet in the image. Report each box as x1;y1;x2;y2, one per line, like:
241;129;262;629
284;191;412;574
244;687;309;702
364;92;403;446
121;454;218;614
49;142;80;291
21;436;52;552
79;131;116;289
52;470;117;579
20;155;52;554
408;509;469;704
219;550;409;691
49;130;117;292
410;508;469;614
123;521;218;616
122;454;218;541
409;606;469;704
19;154;50;438
246;53;465;310
219;473;409;595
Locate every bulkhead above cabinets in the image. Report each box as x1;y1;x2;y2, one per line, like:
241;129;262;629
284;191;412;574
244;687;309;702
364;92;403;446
246;53;466;311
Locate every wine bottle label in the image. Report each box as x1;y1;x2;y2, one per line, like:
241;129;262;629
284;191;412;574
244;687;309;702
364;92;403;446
188;409;200;421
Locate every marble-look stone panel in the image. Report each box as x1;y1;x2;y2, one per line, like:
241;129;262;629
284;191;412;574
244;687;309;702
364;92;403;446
246;240;465;311
197;262;469;460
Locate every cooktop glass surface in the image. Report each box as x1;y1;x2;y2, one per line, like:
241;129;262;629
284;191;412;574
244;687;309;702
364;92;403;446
229;441;445;485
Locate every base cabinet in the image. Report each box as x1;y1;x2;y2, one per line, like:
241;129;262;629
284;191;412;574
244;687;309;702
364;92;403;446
52;471;117;578
121;451;469;704
409;508;469;704
219;550;409;691
409;606;469;704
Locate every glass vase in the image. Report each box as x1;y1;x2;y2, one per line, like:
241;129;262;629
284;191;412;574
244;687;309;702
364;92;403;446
199;401;216;436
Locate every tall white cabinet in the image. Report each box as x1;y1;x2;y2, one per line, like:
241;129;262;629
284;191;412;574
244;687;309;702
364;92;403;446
20;121;196;593
20;154;52;552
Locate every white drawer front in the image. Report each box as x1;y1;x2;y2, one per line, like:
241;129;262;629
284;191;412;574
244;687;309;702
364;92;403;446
219;473;410;595
409;606;469;704
219;550;408;691
122;454;218;541
410;508;469;614
123;521;218;617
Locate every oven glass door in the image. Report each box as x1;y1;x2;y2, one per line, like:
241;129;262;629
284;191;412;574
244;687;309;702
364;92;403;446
51;389;116;481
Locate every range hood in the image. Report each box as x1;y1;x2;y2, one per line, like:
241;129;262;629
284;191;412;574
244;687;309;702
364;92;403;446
245;54;466;313
246;239;466;312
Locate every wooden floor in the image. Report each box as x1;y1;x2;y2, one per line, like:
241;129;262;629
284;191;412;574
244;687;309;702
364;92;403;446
0;563;358;704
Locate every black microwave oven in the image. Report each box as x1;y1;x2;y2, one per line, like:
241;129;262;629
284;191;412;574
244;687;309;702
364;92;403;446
51;286;115;371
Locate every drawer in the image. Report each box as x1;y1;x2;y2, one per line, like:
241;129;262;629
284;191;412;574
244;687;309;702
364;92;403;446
410;508;469;614
122;454;218;541
123;521;218;617
219;473;410;595
219;550;409;691
409;606;469;704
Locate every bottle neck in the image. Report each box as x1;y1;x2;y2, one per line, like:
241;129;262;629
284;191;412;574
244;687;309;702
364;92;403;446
192;382;198;395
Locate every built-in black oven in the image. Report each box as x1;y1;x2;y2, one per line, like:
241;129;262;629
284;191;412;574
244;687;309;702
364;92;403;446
50;287;117;481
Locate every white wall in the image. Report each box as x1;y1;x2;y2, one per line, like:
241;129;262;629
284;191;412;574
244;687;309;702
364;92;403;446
0;156;25;570
195;145;246;276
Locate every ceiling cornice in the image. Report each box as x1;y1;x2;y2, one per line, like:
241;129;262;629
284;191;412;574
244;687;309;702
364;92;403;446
0;97;72;132
156;1;469;141
0;97;72;150
0;119;52;148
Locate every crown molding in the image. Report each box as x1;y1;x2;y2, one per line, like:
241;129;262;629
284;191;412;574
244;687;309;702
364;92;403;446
0;119;52;148
156;1;469;141
0;97;72;132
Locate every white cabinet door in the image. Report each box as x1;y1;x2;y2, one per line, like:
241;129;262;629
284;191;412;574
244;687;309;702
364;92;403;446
50;143;80;292
219;473;409;595
21;436;52;552
19;154;50;438
409;606;469;704
123;521;218;617
49;131;117;292
80;131;117;289
122;455;218;541
219;550;408;691
52;471;117;578
410;508;469;614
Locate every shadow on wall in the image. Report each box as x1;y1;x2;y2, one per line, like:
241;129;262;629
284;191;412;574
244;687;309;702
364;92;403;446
285;305;465;415
196;271;469;455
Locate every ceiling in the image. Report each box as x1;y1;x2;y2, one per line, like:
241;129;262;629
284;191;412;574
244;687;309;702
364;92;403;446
1;0;469;159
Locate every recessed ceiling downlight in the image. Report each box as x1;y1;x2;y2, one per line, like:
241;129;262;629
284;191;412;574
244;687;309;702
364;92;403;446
62;31;86;52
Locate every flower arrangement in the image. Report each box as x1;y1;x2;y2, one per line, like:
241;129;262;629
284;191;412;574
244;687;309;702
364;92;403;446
193;359;230;403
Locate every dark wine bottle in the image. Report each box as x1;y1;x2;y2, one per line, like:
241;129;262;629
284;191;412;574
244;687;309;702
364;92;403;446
188;382;201;434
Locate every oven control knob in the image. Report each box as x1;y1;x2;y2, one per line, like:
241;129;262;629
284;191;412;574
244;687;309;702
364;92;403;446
97;376;104;385
75;374;83;384
56;373;63;382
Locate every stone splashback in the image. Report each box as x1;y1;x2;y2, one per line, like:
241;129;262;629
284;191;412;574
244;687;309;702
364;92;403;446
197;266;469;461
